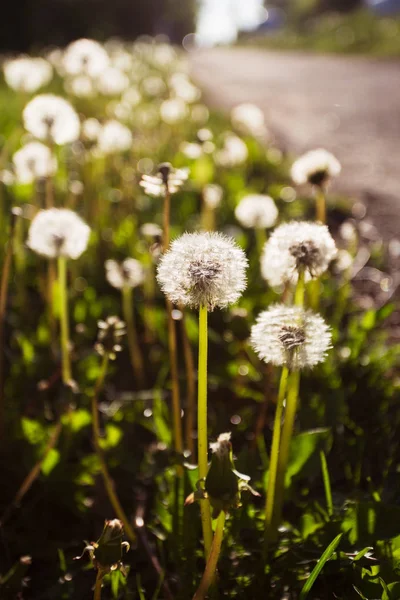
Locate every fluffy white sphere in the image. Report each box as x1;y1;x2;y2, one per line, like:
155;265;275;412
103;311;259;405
4;57;52;93
23;94;80;145
27;208;90;259
291;149;341;187
63;38;110;77
97;121;132;154
157;232;248;310
105;259;145;289
13;142;57;184
235;194;278;229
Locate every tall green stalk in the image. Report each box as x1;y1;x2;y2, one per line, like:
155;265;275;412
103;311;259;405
57;256;72;385
198;304;213;559
315;188;326;223
264;365;289;547
193;510;226;600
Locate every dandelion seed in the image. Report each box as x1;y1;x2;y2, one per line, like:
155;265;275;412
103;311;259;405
23;94;80;145
250;304;332;370
95;316;126;361
231;103;266;137
63;38;109;77
13;142;57;184
235;194;278;229
97;121;132;154
261;221;337;287
105;259;145;290
139;163;188;197
27;208;90;259
291;149;341;187
156;232;248;311
4;56;52;93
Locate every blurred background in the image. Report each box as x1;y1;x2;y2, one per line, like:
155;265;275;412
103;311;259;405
3;0;400;52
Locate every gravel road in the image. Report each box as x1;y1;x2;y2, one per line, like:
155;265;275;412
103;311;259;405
190;48;400;238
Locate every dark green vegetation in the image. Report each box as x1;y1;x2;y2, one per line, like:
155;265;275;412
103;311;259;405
0;42;400;599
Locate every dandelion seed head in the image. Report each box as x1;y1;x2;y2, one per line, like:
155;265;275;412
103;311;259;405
215;133;248;167
156;232;248;311
291;149;341;187
210;432;232;457
4;56;52;93
105;258;145;289
13;142;57;184
235;194;278;229
63;39;110;77
27;208;90;259
139;163;188;197
95;316;126;360
250;304;332;370
160;98;188;124
203;184;223;209
231;103;266;136
96;67;130;96
140;223;163;238
261;221;337;287
66;75;95;98
82;118;102;142
23;94;80;145
97;120;132;154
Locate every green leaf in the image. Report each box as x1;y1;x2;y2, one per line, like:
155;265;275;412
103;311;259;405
21;418;46;445
382;582;400;600
67;409;91;433
41;448;60;476
299;533;343;600
285;428;331;488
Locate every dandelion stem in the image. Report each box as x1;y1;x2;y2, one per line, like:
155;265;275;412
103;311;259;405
57;256;72;385
201;202;215;232
163;188;171;252
193;510;226;600
255;227;267;258
94;570;103;600
294;269;305;307
198;304;213;560
315;188;326;223
122;286;145;388
264;365;289;547
91;353;136;543
272;369;301;534
320;450;333;517
181;311;196;456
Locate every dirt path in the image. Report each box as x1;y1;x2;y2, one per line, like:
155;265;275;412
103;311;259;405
190;48;400;238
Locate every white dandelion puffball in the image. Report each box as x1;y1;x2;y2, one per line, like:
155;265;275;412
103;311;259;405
291;149;341;187
13;142;57;184
27;208;91;259
251;304;332;370
261;221;337;287
97;121;132;154
157;232;248;311
82;118;102;142
96;67;129;96
66;75;95;98
235;194;278;229
231;103;266;136
23;94;80;145
160;98;188;125
203;184;223;210
216;133;248;167
63;38;109;77
105;258;145;289
140;163;188;197
4;56;52;93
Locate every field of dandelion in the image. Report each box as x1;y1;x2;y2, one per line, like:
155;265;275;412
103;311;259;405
0;38;399;600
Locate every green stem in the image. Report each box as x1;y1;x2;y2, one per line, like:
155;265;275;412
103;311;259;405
57;256;72;385
315;188;326;223
272;369;301;533
94;570;103;600
193;511;226;600
294;269;305;307
198;304;213;560
122;286;145;388
320;450;333;517
264;365;289;547
255;227;267;257
91;354;136;543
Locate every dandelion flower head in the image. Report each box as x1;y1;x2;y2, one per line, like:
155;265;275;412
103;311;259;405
97;120;132;154
251;304;331;370
27;208;90;259
160;98;188;125
157;232;248;311
291;148;341;187
231;103;266;136
23;94;80;145
96;67;130;96
261;221;337;287
95;316;126;360
216;133;248;167
4;56;52;93
63;38;110;77
105;258;145;289
235;194;278;229
140;163;188;197
13;142;57;184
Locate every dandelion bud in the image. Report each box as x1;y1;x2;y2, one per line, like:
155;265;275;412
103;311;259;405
95;316;126;360
27;208;90;260
139;163;188;197
105;258;145;290
261;221;337;287
250;304;332;371
156;232;248;311
235;194;278;230
76;519;129;575
291;149;341;188
23;94;80;145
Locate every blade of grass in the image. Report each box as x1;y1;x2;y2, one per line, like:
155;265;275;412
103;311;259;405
299;533;343;600
320;450;333;517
